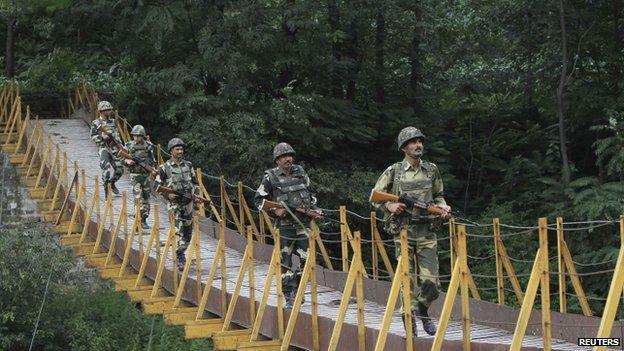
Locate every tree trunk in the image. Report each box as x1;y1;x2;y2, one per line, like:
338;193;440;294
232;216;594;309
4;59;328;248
5;16;16;79
374;5;385;104
409;2;422;116
345;18;359;102
523;0;535;113
184;1;219;96
278;0;297;95
557;0;571;184
327;0;343;98
611;0;623;97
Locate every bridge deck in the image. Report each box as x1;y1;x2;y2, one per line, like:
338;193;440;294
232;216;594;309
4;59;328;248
37;118;590;350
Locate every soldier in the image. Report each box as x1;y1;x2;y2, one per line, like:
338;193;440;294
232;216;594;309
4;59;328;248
153;138;203;271
124;125;155;228
372;126;451;336
90;100;124;197
253;142;322;308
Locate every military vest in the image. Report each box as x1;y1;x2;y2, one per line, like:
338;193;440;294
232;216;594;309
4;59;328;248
92;118;121;150
391;162;435;204
267;165;312;210
162;159;194;201
125;140;153;174
389;160;437;221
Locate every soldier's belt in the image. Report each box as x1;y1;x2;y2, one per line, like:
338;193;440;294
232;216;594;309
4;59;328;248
409;216;433;224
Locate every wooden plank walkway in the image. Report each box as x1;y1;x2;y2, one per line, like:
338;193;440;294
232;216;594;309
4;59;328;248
36;118;593;351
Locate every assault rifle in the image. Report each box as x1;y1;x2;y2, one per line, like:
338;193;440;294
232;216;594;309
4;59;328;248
369;189;451;218
155;185;211;204
97;125;124;149
117;148;157;176
260;199;323;219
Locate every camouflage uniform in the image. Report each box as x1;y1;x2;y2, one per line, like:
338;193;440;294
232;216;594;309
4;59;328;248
124;139;155;220
90;117;124;187
373;158;447;310
253;164;318;296
154;158;199;260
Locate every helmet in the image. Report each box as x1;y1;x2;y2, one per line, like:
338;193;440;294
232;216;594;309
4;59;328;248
130;125;146;136
97;101;113;112
167;137;185;150
397;126;425;151
273;142;295;161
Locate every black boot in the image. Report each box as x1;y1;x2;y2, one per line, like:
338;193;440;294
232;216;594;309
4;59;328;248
110;182;120;195
141;217;150;229
177;251;186;272
103;181;110;199
417;302;437;336
284;290;295;309
402;311;418;337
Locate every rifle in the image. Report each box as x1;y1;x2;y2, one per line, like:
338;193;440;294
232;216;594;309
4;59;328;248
117;148;157;175
155;185;211;204
260;199;323;219
97;125;124;149
369;189;450;218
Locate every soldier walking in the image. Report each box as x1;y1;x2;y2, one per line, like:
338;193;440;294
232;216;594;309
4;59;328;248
90;100;124;197
372;126;451;336
153;138;203;271
124;125;155;228
253;142;322;308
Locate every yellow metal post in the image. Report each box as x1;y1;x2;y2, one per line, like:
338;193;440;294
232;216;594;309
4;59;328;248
373;229;412;351
498;237;524;304
173;216;201;307
593;215;624;351
449;218;456;272
281;227;319;351
310;220;333;270
151;213;177;298
91;194;113;254
339;205;349;271
250;228;285;341
538;217;552;351
509;249;543;351
372;217;394;279
556;217;566;313
104;192;127;266
327;232;365;351
560;240;592;316
221;225;254;331
431;258;460;351
458;225;471;350
371;212;378;279
493;218;505;305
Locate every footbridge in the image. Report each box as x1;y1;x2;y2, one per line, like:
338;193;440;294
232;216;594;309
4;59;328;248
1;82;623;350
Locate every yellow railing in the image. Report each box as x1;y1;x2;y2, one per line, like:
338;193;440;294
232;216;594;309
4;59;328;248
3;82;624;350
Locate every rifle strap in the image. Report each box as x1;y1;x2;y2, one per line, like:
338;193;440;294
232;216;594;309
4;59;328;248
390;162;404;196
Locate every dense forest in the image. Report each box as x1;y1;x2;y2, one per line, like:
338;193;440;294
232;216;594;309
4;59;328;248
1;0;623;320
0;220;213;350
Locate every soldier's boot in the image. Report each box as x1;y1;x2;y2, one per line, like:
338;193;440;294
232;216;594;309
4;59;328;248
177;255;186;272
402;311;418;337
141;216;150;229
103;181;110;199
284;290;295;309
110;182;120;195
417;302;437;336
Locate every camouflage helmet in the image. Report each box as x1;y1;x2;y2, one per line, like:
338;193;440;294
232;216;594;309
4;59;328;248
130;125;146;136
273;142;295;161
397;126;425;151
167;137;185;151
97;100;113;112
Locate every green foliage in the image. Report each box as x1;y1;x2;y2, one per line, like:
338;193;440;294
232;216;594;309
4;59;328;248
0;220;212;351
